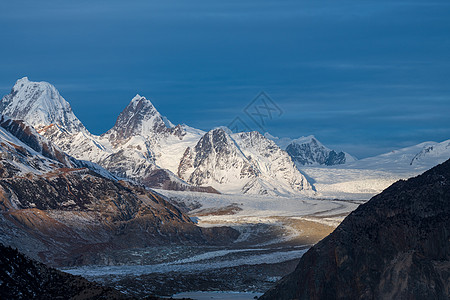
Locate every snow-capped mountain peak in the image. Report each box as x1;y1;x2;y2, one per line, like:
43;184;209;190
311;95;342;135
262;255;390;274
178;128;312;195
0;77;85;134
106;94;174;142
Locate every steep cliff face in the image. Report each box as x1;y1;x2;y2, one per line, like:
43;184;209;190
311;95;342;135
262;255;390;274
105;94;176;144
0;115;76;168
261;159;450;300
0;243;127;300
178;128;259;187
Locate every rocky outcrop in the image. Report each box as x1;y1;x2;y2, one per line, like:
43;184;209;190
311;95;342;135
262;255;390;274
143;168;220;193
283;136;351;166
261;159;450;300
0;115;76;168
0;243;127;300
178;128;258;186
105;94;179;145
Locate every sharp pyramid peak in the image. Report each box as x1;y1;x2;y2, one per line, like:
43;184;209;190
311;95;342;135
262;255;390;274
128;94;155;109
107;93;174;139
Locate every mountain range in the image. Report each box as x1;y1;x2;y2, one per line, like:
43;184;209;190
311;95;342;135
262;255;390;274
0;77;449;298
0;114;237;266
1;77;449;197
0;77;315;196
266;133;356;166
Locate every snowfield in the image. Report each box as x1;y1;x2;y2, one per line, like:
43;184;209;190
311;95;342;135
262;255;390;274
300;138;450;199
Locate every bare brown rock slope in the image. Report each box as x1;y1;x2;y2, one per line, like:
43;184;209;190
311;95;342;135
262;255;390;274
261;159;450;300
0;115;238;267
0;170;238;266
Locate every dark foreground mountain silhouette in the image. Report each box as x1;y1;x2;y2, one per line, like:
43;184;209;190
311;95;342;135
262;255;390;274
261;159;450;300
0;243;127;300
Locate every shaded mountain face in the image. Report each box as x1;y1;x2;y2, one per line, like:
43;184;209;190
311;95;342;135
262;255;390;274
105;94;178;144
280;135;353;166
0;243;127;300
0;115;77;168
0;116;238;266
261;159;450;300
178;128;312;195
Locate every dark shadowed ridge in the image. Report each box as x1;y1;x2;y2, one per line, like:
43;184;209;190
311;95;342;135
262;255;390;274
0;243;127;300
261;159;450;300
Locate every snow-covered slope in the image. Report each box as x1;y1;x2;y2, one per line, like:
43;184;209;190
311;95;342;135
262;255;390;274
267;134;356;166
0;119;65;177
346;140;450;172
0;115;116;180
0;77;85;133
301;139;450;199
231;131;312;194
103;95;205;175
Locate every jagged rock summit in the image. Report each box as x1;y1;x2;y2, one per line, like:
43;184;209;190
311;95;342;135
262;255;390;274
261;159;450;300
178;128;312;195
106;94;176;143
268;133;356;166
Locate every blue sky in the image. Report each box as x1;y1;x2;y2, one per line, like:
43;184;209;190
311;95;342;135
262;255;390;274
1;0;449;158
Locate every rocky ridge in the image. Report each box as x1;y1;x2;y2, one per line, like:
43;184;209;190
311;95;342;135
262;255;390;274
0;243;127;300
261;159;450;300
268;134;356;166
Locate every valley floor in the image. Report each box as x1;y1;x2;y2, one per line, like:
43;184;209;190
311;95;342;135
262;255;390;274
62;192;363;298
